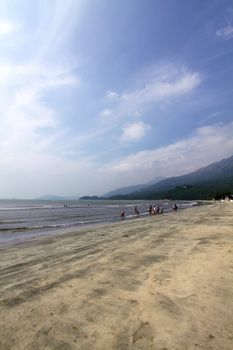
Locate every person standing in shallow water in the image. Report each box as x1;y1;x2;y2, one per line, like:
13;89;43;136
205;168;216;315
160;204;163;214
173;204;178;211
120;210;125;219
148;204;152;214
134;206;139;215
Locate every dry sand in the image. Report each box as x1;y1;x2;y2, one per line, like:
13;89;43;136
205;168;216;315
0;202;233;350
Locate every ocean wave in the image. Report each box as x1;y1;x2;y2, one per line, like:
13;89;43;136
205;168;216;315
0;222;84;233
0;205;59;211
0;217;114;234
179;201;198;207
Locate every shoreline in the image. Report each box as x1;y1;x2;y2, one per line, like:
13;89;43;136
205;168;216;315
0;202;233;349
0;200;201;246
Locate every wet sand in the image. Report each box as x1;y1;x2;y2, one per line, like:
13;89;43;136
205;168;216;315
0;202;233;350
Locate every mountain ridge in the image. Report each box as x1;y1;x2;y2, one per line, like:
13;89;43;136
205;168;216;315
134;155;233;195
108;155;233;200
103;176;165;197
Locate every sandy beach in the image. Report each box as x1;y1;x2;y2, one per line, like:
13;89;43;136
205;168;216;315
0;202;233;350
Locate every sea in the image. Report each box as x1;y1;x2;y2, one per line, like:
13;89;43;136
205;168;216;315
0;199;198;244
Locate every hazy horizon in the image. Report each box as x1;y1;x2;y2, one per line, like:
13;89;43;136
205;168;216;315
1;0;233;199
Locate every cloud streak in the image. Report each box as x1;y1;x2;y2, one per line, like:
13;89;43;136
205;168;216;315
216;24;233;39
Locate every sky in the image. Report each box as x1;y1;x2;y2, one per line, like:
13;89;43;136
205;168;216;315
0;0;233;198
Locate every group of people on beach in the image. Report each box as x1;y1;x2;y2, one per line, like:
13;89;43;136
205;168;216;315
148;204;163;215
120;203;178;219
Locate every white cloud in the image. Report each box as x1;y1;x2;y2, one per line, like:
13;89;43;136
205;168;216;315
121;122;150;141
216;25;233;39
100;122;233;183
0;61;79;161
0;20;19;35
105;90;119;100
99;109;113;118
101;65;202;123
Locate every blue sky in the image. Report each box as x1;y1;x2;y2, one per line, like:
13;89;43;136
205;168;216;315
0;0;233;198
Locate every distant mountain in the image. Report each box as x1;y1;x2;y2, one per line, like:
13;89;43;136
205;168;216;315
162;176;233;200
108;155;233;200
103;176;165;197
128;176;233;200
134;155;233;196
79;196;103;200
103;184;146;197
146;176;165;185
35;195;79;200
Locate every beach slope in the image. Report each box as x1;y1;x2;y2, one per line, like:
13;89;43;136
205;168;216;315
0;203;233;349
